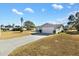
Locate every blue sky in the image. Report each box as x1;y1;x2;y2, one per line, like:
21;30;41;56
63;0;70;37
0;3;79;26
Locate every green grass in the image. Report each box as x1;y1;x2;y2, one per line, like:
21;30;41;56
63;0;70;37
9;33;79;56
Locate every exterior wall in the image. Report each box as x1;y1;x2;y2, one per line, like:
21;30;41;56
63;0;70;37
41;27;54;34
36;27;40;31
56;26;63;33
36;26;63;34
23;28;27;31
9;28;13;31
36;27;41;32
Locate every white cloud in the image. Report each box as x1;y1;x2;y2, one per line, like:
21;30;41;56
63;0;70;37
24;8;34;13
67;3;75;9
52;4;63;10
68;10;79;16
69;3;75;5
12;8;23;15
41;8;45;12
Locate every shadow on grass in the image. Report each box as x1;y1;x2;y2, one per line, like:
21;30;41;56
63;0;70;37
31;32;53;36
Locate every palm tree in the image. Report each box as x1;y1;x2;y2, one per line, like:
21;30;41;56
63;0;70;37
21;17;23;26
20;17;24;32
12;24;15;28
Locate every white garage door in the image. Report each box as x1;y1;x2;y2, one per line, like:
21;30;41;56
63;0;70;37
42;27;54;33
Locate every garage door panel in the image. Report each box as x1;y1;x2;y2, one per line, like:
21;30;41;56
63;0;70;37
42;27;54;33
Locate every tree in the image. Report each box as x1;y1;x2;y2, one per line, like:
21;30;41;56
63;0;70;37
1;24;4;28
0;24;4;30
20;17;24;32
68;12;79;31
7;25;12;27
12;24;15;28
24;21;35;30
68;14;75;25
21;17;23;27
75;12;79;31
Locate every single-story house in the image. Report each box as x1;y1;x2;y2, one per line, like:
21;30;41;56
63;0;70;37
36;23;64;34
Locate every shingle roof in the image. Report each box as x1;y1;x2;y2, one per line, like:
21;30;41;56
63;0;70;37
39;23;63;29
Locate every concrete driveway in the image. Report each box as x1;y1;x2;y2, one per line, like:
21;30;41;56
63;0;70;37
0;35;46;56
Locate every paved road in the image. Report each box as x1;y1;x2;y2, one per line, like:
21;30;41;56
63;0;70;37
0;35;46;56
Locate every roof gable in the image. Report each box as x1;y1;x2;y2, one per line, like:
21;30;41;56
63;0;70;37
40;23;63;29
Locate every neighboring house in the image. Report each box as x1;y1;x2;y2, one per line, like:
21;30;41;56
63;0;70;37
36;23;64;34
1;25;27;31
1;25;13;31
22;26;27;31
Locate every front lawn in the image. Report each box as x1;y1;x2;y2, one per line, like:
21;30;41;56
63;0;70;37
0;31;31;40
9;33;79;56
